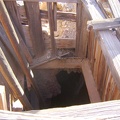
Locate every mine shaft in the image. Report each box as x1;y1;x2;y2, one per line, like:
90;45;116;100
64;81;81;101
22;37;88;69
0;0;120;119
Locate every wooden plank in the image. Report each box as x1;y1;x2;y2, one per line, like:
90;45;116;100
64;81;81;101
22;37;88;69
80;6;89;58
82;0;120;91
4;0;80;3
75;2;82;56
76;3;89;58
82;60;101;103
47;2;57;55
53;2;57;31
87;17;120;31
108;0;120;18
1;100;120;119
0;0;45;105
0;100;120;120
93;41;101;83
31;58;83;69
53;38;76;49
18;5;76;23
4;1;32;63
0;23;19;64
0;85;7;110
24;1;45;57
0;41;32;110
97;53;106;95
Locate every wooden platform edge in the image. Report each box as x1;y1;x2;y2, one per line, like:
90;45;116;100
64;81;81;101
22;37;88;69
0;100;120;119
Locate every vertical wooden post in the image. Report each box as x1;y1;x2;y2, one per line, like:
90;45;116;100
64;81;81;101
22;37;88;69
0;85;7;110
0;0;45;107
47;2;57;55
24;1;45;58
53;2;57;31
75;2;82;56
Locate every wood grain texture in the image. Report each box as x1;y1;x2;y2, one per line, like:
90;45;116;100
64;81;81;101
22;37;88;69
53;2;57;31
1;99;120;119
4;0;80;3
47;2;57;55
82;60;101;103
18;5;76;23
0;85;7;110
4;1;32;63
24;1;45;57
82;0;120;91
0;0;44;104
0;41;32;110
31;58;84;69
75;2;82;56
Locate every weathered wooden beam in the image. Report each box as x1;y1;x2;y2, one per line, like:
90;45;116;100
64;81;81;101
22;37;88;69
1;100;120;119
87;18;120;31
19;6;76;23
31;58;84;69
52;38;76;49
0;0;45;105
4;0;80;3
53;2;57;31
75;2;82;56
4;1;33;63
24;1;45;57
0;24;19;63
76;2;89;58
0;85;7;110
47;2;57;55
108;0;120;18
108;0;120;41
0;41;32;110
82;0;120;90
82;60;101;103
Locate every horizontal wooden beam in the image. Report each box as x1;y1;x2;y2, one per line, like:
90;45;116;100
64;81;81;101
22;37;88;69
82;60;101;103
4;0;80;3
87;17;120;31
18;6;76;23
41;10;76;21
49;38;76;49
30;58;84;69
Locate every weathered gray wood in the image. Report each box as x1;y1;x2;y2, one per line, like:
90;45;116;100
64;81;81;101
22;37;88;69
87;17;120;31
108;0;120;18
0;0;44;105
24;1;45;57
82;60;101;103
4;1;32;63
82;0;120;90
18;5;76;23
30;58;83;69
0;100;120;119
4;0;80;3
53;2;57;31
0;24;18;63
75;2;82;56
0;41;32;110
47;2;57;55
108;0;120;42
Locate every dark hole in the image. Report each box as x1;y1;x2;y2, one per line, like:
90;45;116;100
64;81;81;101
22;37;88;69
51;70;90;108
